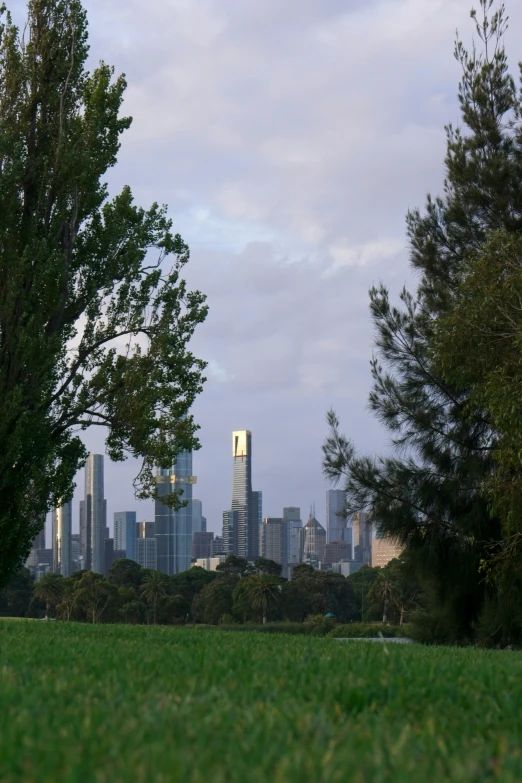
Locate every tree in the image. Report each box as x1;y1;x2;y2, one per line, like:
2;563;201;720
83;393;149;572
55;577;77;621
323;1;520;642
33;573;64;619
435;232;522;534
74;571;115;624
140;570;168;625
0;568;34;617
367;569;395;623
251;558;283;577
215;555;248;579
108;559;143;590
0;0;208;589
191;578;235;625
243;574;281;625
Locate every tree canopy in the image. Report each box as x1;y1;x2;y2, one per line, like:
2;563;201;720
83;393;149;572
0;0;207;587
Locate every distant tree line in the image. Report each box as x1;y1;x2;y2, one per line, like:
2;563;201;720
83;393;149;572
0;556;418;627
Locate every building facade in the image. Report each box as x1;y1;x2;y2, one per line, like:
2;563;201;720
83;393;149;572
326;489;348;544
52;500;72;576
301;513;326;563
353;511;372;565
194;555;227;572
155;451;195;575
114;511;137;562
324;541;352;565
371;536;403;568
210;536;225;555
136;537;158;570
231;430;256;559
284;507;302;566
137;521;155;539
260;518;288;573
193;531;214;559
82;454;107;574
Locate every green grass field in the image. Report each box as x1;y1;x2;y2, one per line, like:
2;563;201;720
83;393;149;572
1;622;521;782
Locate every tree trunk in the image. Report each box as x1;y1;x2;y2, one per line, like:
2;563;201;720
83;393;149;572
263;614;267;625
383;598;388;624
153;599;157;626
400;606;405;626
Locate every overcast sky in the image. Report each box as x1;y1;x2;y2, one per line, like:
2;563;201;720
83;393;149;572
20;0;520;538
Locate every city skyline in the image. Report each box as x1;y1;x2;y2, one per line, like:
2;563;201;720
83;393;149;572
27;0;522;540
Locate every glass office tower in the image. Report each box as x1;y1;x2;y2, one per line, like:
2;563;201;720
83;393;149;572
155;451;195;575
83;454;106;574
231;430;256;560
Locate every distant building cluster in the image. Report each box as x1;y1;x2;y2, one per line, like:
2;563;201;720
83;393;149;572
26;429;403;580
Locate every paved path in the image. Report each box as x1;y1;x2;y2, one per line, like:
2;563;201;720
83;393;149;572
335;637;415;644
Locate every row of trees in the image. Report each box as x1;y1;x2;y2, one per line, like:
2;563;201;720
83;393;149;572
323;1;522;645
0;556;418;627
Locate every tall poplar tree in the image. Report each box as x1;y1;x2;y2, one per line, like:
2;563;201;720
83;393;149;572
323;1;522;641
0;1;207;587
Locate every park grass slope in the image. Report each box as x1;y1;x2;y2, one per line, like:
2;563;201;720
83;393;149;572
1;622;521;782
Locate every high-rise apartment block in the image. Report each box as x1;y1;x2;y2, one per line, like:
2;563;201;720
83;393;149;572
326;489;348;544
155;451;195;575
114;511;137;561
52;500;72;576
81;454;107;574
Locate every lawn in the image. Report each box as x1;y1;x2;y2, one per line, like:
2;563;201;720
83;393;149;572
1;622;521;782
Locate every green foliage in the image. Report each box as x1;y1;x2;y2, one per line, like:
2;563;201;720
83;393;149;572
306;614;334;636
322;1;522;642
242;574;281;624
0;568;33;617
0;0;207;588
215;555;249;578
33;573;64;618
3;623;522;781
191;577;235;625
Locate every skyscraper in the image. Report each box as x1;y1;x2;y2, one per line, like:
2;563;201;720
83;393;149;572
114;511;137;561
82;454;106;574
284;507;303;565
301;513;327;564
52;500;72;576
231;430;258;560
155;451;195;575
353;511;372;565
260;517;289;575
192;500;205;534
222;509;238;554
326;489;348;543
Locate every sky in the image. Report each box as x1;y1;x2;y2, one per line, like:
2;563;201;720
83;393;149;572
18;0;520;539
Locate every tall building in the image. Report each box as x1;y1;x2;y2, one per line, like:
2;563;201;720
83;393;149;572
353;511;372;565
81;454;107;573
222;510;238;554
192;500;205;534
193;531;214;559
136;537;158;570
52;500;72;576
371;535;403;568
70;533;80;573
210;535;225;555
155;451;195;575
324;541;352;565
260;518;288;574
231;430;258;560
301;513;326;564
251;490;263;530
137;521;155;539
326;490;348;544
284;507;302;565
114;511;137;561
31;526;46;551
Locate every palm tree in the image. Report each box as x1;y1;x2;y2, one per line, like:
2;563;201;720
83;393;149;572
244;574;280;624
33;573;64;619
140;571;168;625
368;569;395;623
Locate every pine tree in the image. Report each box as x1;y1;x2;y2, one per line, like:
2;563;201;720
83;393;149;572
323;1;522;642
